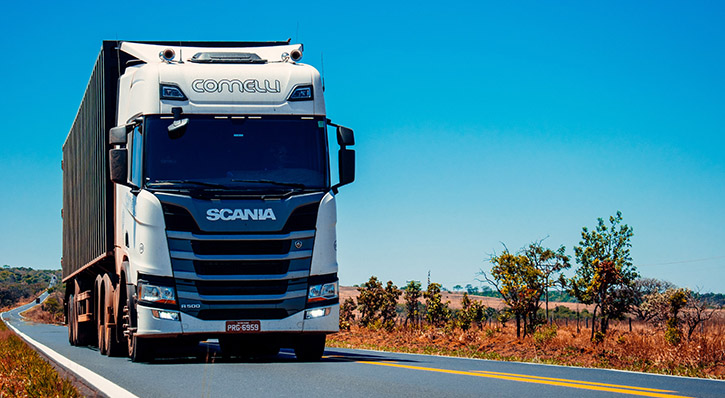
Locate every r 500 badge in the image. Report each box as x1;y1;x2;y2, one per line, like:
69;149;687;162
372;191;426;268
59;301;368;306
226;320;261;333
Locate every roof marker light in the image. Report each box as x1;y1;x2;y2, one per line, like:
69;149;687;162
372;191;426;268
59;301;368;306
290;49;303;62
160;84;188;101
288;85;313;101
160;48;176;62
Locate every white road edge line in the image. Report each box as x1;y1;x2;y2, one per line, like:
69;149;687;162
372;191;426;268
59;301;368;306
1;311;139;398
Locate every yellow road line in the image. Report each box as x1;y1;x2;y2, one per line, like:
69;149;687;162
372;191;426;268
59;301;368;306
472;370;674;393
359;361;692;398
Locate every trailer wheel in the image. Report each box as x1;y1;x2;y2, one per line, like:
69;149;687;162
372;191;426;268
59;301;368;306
103;274;124;357
95;276;107;355
294;334;326;362
68;293;77;345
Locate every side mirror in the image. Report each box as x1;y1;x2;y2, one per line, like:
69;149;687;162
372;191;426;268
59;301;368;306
109;125;131;145
168;118;189;139
338;148;355;187
337;126;355;146
168;106;188;139
329;122;355;194
109;148;129;185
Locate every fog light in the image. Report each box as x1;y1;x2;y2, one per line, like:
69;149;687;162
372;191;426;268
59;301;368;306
305;307;331;319
151;309;180;321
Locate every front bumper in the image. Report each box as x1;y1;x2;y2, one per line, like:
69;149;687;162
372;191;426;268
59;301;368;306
135;303;339;337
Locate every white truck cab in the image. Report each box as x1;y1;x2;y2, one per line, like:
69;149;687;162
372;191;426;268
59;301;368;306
63;41;355;361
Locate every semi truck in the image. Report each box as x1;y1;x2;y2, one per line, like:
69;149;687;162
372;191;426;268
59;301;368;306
62;41;355;362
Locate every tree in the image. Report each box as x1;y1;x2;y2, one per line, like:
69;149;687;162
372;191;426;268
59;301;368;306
453;285;463;292
481;247;543;338
339;297;356;330
569;211;638;340
403;280;422;328
381;281;401;331
424;283;450;327
682;291;720;340
522;239;570;322
642;287;721;341
665;288;688;345
628;278;675;322
357;276;385;327
457;293;485;330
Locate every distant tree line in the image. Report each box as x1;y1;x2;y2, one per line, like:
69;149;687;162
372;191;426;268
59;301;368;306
344;212;722;347
0;266;60;308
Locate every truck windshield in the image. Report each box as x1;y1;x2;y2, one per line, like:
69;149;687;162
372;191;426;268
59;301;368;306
143;115;329;191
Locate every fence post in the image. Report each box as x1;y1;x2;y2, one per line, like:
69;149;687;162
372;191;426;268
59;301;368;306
629;318;632;332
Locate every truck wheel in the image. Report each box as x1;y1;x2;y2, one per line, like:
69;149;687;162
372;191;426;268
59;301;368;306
68;294;77;345
130;336;152;362
102;275;124;357
294;334;326;362
95;276;107;355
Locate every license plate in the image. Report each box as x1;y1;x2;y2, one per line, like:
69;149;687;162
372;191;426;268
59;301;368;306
225;320;261;333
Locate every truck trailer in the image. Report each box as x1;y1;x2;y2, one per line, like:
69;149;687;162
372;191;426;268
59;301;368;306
62;41;355;361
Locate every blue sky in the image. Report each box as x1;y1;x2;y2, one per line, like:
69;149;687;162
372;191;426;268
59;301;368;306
0;1;723;292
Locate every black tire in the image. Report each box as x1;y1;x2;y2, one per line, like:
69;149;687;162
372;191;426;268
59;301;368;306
103;275;124;357
125;282;137;358
125;283;153;362
68;294;76;346
96;276;107;355
294;334;326;362
131;335;153;362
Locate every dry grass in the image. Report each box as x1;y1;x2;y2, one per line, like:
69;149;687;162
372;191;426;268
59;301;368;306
0;320;80;397
328;321;725;379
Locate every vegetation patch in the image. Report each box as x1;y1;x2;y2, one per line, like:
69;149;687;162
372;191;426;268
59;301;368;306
0;266;61;310
328;322;724;379
0;319;80;397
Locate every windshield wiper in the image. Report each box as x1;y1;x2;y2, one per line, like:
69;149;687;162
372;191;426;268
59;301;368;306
147;180;228;189
231;179;307;189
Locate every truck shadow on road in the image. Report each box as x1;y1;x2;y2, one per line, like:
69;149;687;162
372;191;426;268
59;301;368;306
143;342;416;366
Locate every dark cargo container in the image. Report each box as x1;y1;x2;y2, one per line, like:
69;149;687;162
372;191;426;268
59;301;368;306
61;41;122;280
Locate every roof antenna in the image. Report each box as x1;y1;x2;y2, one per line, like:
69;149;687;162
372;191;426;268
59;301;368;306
321;52;326;92
178;41;184;63
115;34;121;78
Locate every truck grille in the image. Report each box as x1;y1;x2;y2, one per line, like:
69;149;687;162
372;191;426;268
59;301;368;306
193;260;290;275
161;202;317;322
190;240;289;255
194;280;291;296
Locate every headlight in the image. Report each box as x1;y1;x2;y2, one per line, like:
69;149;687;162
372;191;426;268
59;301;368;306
308;281;338;302
139;283;177;305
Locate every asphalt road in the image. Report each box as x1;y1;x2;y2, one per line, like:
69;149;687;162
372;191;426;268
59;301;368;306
3;300;723;398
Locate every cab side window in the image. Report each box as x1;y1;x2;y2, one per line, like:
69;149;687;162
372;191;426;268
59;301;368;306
129;125;143;186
